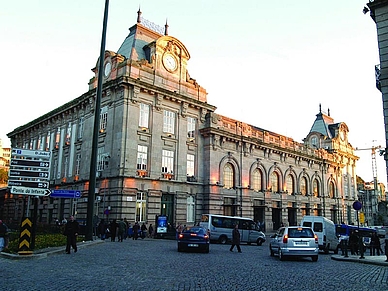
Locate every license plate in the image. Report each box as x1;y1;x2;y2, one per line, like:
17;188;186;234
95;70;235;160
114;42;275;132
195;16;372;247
188;244;198;247
295;241;307;245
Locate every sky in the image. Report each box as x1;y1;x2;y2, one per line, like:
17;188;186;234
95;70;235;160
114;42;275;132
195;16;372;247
0;0;386;184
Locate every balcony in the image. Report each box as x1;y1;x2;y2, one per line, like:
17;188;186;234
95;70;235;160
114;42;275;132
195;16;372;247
162;172;174;180
136;169;148;178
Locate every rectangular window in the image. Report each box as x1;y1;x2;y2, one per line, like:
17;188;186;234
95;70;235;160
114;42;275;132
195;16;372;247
65;122;71;145
187;117;196;139
45;131;50;150
139;103;150;128
187;154;194;176
55;127;60;149
137;145;148;170
163;110;175;134
97;147;105;172
161;150;174;173
75;154;81;176
63;155;69;178
100;106;108;133
136;192;147;222
78;117;84;139
187;196;195;223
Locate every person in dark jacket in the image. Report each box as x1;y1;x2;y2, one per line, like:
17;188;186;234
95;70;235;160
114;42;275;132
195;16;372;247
229;224;241;253
109;219;119;242
132;222;140;240
63;216;79;254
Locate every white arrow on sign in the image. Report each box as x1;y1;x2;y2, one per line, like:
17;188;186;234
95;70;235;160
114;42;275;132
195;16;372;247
11;186;51;196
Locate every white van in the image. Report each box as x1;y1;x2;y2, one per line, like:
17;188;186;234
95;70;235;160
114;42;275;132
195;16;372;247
200;214;266;246
301;216;339;254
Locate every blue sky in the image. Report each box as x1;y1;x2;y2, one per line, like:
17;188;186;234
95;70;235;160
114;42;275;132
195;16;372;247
0;0;385;183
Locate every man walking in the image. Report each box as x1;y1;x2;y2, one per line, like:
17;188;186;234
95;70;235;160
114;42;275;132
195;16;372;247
63;215;79;254
230;224;242;253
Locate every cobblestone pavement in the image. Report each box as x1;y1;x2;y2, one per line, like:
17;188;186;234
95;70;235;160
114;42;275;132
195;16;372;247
1;238;388;291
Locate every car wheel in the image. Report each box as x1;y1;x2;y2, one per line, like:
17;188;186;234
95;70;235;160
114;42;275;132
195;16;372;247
257;239;263;246
279;249;285;261
219;235;228;244
312;255;318;262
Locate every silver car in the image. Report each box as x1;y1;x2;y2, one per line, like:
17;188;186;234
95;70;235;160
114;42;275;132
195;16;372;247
269;226;319;262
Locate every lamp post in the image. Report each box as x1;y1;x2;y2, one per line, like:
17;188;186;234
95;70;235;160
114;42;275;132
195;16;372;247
86;0;110;241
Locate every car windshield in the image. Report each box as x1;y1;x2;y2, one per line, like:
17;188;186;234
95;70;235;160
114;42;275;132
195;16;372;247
288;228;314;238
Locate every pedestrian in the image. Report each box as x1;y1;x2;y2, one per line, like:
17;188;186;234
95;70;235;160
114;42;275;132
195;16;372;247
229;224;242;253
123;218;129;239
63;215;79;254
148;224;154;238
132;222;140;240
98;219;106;240
118;218;127;242
370;232;380;256
141;222;147;239
349;230;359;255
0;220;9;252
109;219;119;242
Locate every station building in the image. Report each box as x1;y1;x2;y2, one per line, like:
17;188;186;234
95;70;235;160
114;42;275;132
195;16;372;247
5;11;359;230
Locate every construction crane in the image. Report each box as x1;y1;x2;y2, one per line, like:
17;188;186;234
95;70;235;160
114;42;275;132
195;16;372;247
355;144;381;185
355;144;381;225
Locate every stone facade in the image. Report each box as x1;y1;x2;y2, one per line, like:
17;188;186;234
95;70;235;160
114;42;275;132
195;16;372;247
5;11;359;230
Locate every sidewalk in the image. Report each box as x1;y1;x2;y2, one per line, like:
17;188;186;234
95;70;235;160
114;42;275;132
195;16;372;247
0;239;104;260
331;253;388;266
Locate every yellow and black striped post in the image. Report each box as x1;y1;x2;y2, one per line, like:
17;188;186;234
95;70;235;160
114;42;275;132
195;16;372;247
18;217;33;255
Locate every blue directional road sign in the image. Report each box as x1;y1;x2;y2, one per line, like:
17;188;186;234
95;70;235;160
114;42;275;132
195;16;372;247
50;189;81;199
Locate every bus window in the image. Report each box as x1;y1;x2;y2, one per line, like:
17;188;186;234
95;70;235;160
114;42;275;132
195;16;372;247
302;221;312;227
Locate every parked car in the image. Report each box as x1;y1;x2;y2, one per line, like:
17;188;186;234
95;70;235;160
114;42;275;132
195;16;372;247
177;226;210;253
269;226;319;262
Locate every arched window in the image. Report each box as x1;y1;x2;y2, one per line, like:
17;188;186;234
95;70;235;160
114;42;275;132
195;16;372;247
329;181;335;198
300;177;307;196
252;169;262;191
270;172;279;193
286;174;294;194
223;163;234;189
313;179;319;197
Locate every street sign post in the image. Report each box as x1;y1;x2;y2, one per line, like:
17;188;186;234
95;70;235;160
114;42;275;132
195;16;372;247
50;190;81;199
8;148;51;196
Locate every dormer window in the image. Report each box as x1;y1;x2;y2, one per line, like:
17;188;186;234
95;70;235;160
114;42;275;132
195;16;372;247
311;136;318;148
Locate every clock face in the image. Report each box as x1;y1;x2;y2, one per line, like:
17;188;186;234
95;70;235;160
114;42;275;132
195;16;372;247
163;53;177;72
104;62;112;77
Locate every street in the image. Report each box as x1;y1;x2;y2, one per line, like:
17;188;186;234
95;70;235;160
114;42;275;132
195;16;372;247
1;238;387;291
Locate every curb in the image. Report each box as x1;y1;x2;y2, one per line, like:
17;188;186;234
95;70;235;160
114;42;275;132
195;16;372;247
0;240;104;260
331;255;388;267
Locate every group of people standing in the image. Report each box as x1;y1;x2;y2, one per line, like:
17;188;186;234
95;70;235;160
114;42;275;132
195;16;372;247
97;218;154;242
347;230;385;257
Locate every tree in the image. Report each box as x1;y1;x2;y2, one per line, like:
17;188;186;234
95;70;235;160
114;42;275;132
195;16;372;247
0;168;8;184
